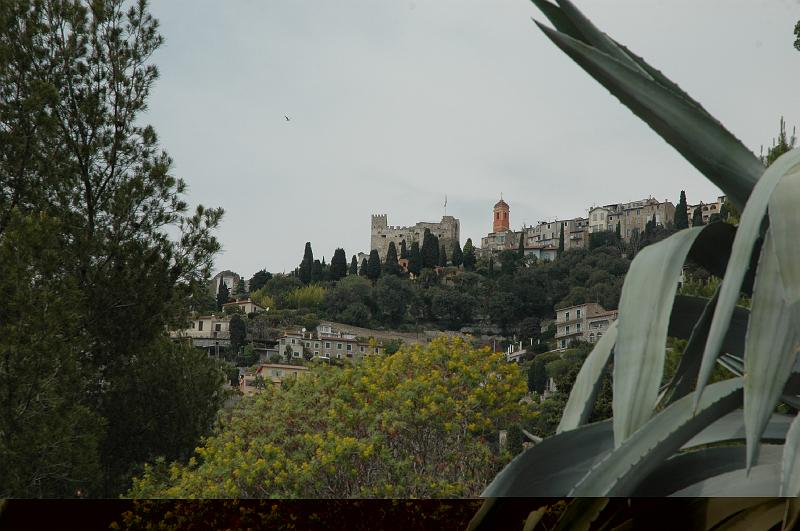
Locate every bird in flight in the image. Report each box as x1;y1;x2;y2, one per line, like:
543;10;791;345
284;115;290;122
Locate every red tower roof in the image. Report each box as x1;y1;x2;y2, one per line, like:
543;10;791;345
494;199;509;209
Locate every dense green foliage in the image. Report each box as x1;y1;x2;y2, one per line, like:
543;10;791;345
675;190;689;230
0;0;225;497
299;243;313;284
131;338;529;498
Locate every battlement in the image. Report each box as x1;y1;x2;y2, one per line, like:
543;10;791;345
371;214;388;230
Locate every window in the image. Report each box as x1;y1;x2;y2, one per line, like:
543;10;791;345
215;323;221;332
560;339;567;349
576;309;581;318
565;311;569;321
346;344;352;351
566;325;570;334
191;322;196;329
293;351;300;358
576;323;581;332
337;343;342;350
360;346;365;352
325;342;331;349
291;338;296;345
197;321;203;331
314;351;319;356
305;341;310;348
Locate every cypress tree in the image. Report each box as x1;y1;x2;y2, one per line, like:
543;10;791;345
366;249;382;280
349;255;359;276
408;241;422;277
439;243;448;267
216;279;230;310
488;256;495;275
451;241;463;267
311;259;323;282
384;241;401;276
299;242;314;284
399;239;408;259
518;233;525;257
421;229;440;269
462;238;476;271
359;258;368;277
615;221;622;240
692;203;705;227
557;224;565;256
331;248;348;280
675;190;690;230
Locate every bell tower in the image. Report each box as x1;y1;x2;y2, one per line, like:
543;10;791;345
493;198;509;233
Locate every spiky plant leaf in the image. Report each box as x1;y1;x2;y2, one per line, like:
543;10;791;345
780;413;800;496
682;410;793;449
613;227;705;445
742;230;800;469
696;149;800;406
668;294;748;354
635;445;783;497
671;464;780;496
522;508;546;531
551;498;609;531
662;290;719;406
532;22;763;211
557;321;617;434
481;419;613;496
571;378;743;496
768;168;800;302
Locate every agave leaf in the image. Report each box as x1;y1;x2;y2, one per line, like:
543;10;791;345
668;294;749;354
613;227;705;445
549;0;649;77
671;463;780;496
780;413;800;496
769;169;800;303
557;321;617;434
663;290;719;406
635;445;783;496
529;0;583;40
522;507;546;531
688;498;782;531
571;378;743;496
743;230;800;469
696;149;800;407
784;498;800;531
682;410;793;449
533;22;764;211
481;419;613;496
718;353;744;376
552;498;609;531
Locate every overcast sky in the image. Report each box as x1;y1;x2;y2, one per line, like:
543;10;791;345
145;0;800;277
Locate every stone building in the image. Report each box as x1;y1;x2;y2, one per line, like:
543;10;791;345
688;195;727;226
554;302;618;350
479;198;587;261
170;314;231;353
589;197;675;242
370;213;460;261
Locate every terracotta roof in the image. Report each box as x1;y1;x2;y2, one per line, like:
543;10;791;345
494;198;509;209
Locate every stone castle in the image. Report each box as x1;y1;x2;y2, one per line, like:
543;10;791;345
370;214;460;260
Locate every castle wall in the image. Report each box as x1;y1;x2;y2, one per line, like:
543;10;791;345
370;215;460;261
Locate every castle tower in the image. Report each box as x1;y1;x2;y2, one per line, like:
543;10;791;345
493;198;509;233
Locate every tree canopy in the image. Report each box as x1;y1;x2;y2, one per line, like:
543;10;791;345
131;337;529;498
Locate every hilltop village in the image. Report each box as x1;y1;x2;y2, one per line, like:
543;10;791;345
175;191;728;394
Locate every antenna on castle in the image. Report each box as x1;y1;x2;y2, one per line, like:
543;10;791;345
443;194;447;217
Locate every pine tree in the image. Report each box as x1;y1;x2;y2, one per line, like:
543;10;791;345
692;203;705;227
349;255;359;276
216;279;230;310
366;250;382;280
399;240;408;259
359;258;368;277
557;224;565;256
299;242;314;284
384;241;401;276
762;116;797;166
330;248;348;280
675;190;690;230
615;221;622;240
451;241;463;267
408;241;422;277
518;233;525;257
462;239;476;271
439;243;448;267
